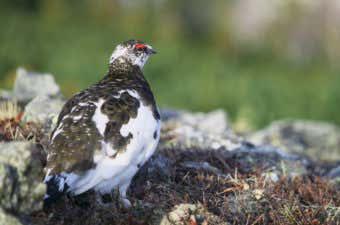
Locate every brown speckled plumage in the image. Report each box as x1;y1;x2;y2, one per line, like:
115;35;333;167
47;60;159;175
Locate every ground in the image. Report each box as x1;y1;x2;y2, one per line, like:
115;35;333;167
0;70;339;225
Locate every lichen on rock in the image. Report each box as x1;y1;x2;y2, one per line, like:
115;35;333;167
0;141;46;223
250;119;340;161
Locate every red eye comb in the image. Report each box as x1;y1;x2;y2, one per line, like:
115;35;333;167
134;43;146;49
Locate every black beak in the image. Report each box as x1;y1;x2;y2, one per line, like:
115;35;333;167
146;45;157;54
147;48;157;55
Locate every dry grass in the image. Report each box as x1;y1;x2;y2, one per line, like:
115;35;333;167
267;177;340;225
0;100;20;121
0;100;40;142
30;148;340;225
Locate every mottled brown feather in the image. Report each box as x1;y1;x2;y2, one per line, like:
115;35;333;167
46;61;159;175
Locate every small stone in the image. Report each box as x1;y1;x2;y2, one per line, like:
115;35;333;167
160;204;203;225
252;189;264;200
159;203;227;225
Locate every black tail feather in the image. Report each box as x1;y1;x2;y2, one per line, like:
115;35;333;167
43;175;69;210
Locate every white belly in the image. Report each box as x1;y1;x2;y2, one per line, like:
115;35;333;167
69;92;160;195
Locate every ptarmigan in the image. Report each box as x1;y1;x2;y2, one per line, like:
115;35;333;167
44;40;160;208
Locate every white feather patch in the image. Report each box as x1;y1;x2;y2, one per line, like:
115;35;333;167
51;124;63;140
92;98;109;136
72;114;82;121
110;46;126;64
43;168;53;183
101;141;117;157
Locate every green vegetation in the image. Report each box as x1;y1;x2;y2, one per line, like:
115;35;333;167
1;1;340;129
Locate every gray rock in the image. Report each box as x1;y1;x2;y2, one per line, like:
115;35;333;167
0;141;46;216
161;108;229;134
13;68;61;101
249;120;340;161
198;110;228;134
160;109;242;151
22;95;64;124
327;166;340;178
22;95;65;138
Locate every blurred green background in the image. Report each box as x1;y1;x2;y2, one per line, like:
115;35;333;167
1;0;340;130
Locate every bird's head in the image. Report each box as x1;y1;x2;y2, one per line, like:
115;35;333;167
109;40;156;69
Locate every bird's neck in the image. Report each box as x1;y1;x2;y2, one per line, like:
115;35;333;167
109;57;135;73
108;58;142;77
106;59;146;85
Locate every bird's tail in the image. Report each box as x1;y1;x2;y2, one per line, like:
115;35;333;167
43;174;69;210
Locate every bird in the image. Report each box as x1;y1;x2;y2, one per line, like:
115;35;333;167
43;40;160;208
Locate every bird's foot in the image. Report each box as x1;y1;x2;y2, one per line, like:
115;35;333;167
109;190;132;209
95;193;113;208
120;197;132;209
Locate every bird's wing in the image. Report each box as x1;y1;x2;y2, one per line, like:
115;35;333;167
46;96;101;175
45;90;141;175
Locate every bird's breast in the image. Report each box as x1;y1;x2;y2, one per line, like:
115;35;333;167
97;89;160;162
